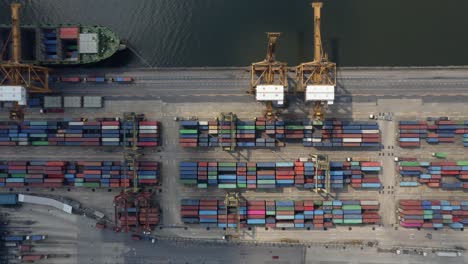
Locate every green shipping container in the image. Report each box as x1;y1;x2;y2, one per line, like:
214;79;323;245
342;205;362;210
31;141;49;146
74;182;83;187
83;182;100;188
343;219;363;224
11;174;26;178
400;161;420;167
237;125;255;130
285;125;304;130
257;180;275;184
219;184;237;189
197;183;207;189
179;129;198;134
180;179;197;184
0;173;7;178
332;219;344;224
219;162;236;167
276;206;294;211
423;210;433;215
237;183;247;188
456;161;468;166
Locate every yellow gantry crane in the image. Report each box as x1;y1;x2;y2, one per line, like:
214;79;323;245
296;2;336;125
0;3;51;121
250;32;287;117
223;192;241;241
123;112;144;193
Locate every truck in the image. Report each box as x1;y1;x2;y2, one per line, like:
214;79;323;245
112;77;134;83
84;77;106;83
18;255;47;261
432;152;447;159
59;77;81;83
346;157;371;162
26;235;47;241
435;251;462;257
3;235;25;242
19;244;32;252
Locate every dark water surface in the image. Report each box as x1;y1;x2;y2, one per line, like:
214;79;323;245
1;0;467;67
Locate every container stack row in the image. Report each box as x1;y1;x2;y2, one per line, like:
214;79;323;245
116;206;160;228
43;29;58;60
305;120;380;148
398;160;468;189
181;199;380;229
59;27;79;61
0;161;159;188
0;119;160;146
399;200;468;229
179;119;380;148
180;160;381;190
398;120;468;147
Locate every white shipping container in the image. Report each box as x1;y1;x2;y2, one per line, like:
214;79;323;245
199;121;208;125
139;129;158;134
343;138;362;143
303;138;312;142
139;125;158;130
275;223;295;228
101;126;119;130
102;138;120;142
360;200;379;206
362;130;379;134
69;122;84;126
312;138;322;142
304;125;313;129
208;130;218;134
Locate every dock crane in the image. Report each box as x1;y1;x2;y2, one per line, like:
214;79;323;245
0;3;51;121
222;192;241;241
114;113;153;234
296;2;336;125
250;32;287;118
310;154;330;195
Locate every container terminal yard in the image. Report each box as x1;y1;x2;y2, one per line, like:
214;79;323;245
0;2;468;264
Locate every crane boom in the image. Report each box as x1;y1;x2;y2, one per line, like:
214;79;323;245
11;3;21;64
313;2;323;62
266;32;280;62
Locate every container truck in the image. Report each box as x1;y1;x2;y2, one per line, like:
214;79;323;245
112;77;134;83
84;77;106;83
59;77;81;83
18;255;47;261
435;251;461;257
26;235;47;241
3;235;25;242
432;152;447;159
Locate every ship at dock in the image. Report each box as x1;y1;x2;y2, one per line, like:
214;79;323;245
0;24;125;65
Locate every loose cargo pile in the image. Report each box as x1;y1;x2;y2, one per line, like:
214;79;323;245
398;160;468;189
398;120;468;147
399;200;468;229
181;199;380;229
179;119;380;148
0;161;159;188
180;160;381;189
0;119;160;146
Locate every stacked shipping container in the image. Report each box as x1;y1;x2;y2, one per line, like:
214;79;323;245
305;120;381;147
179;119;380;148
181;199;380;229
180;160;381;190
398;120;468;147
398;160;468;189
399;200;468;229
0;161;159;188
0;119;160;146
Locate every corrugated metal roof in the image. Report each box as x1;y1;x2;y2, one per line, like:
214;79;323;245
83;96;102;108
63;96;82;108
79;33;98;54
0;86;27;105
305;85;335;104
256;85;284;101
44;96;62;108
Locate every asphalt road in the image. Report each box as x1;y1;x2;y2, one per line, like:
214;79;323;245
53;67;468;103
